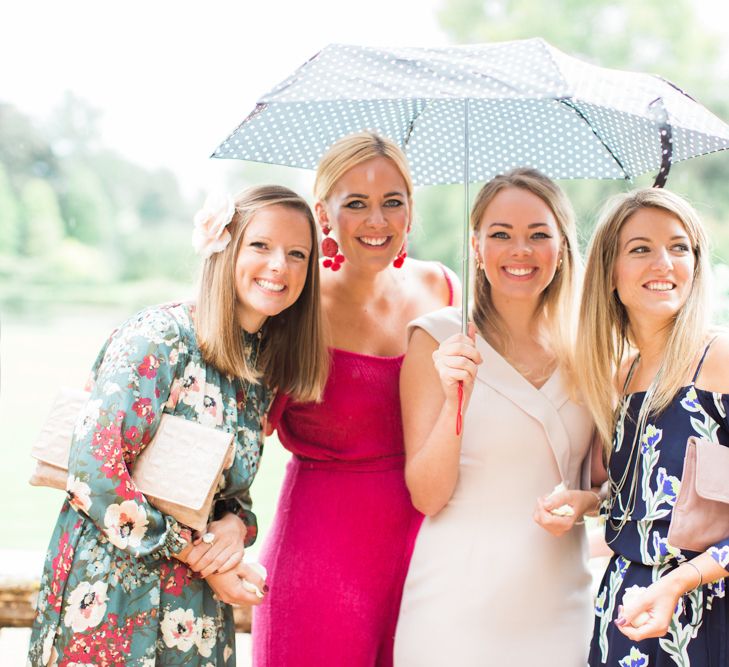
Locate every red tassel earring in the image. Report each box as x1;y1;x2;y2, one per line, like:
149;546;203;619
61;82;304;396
393;240;407;269
321;225;345;271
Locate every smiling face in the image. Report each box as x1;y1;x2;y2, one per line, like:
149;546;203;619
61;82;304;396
613;206;695;329
473;186;563;307
234;204;313;332
317;156;410;271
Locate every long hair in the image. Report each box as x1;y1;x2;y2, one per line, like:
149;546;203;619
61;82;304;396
577;188;710;453
195;185;328;401
470;168;581;384
314;132;414;204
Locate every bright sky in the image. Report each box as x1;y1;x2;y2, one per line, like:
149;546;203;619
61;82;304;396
1;0;446;194
2;0;727;196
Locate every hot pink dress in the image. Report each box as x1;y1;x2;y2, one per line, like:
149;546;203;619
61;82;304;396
252;270;452;666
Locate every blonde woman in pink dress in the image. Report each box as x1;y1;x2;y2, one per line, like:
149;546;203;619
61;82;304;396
394;168;604;666
253;132;460;666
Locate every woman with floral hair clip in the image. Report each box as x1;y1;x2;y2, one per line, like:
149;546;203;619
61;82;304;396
253;132;460;666
28;185;328;667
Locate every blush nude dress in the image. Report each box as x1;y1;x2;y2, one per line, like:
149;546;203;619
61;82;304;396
394;307;595;667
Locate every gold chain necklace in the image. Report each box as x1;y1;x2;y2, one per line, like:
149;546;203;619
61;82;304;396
605;357;662;544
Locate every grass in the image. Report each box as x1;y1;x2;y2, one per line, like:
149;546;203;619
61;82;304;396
0;308;288;559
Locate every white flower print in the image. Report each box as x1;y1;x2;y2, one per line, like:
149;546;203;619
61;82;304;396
66;476;92;514
63;581;109;632
103;500;149;550
74;398;102;439
199;384;224;427
196;615;217;657
102;381;121;396
618;646;649;667
708;545;729;568
224;645;234;663
41;627;56;665
179;362;205;408
161;607;200;652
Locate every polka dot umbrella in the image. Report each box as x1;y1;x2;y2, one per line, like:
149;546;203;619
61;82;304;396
212;38;729;329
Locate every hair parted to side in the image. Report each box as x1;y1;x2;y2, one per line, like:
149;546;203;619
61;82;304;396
470;167;582;385
313;131;414;203
577;188;711;455
195;184;329;402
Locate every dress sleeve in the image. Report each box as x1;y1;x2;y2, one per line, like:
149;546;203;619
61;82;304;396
66;308;191;560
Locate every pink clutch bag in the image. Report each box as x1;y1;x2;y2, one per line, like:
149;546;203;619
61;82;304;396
30;387;235;532
667;436;729;552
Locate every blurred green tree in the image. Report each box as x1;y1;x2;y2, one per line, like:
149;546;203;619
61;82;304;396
20;178;65;257
0;164;22;254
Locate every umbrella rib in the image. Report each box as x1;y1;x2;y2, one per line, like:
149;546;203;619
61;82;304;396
402;102;431;148
557;98;631;180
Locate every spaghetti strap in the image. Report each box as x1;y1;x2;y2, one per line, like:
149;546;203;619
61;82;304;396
691;336;719;384
439;263;454;307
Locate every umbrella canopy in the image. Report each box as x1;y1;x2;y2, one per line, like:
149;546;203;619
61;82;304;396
212;38;729;186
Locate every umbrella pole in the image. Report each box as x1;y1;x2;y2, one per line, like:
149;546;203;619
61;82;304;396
456;98;471;436
461;98;470;334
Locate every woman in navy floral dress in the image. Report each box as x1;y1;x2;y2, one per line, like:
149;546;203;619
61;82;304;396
578;188;729;666
27;185;328;667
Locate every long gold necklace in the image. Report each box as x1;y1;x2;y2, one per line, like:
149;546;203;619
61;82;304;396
605;357;662;543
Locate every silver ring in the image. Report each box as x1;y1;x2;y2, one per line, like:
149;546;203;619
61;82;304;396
202;532;215;545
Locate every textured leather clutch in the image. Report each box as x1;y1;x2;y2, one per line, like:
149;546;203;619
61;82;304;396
30;387;234;532
667;436;729;552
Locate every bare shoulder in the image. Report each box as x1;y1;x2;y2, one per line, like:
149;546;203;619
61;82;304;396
695;331;729;393
407;325;439;355
402;258;461;307
402;326;439;383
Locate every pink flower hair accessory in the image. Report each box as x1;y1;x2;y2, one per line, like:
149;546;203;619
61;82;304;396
192;193;236;258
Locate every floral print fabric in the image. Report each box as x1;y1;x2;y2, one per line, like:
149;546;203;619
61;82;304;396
28;303;271;666
589;377;729;666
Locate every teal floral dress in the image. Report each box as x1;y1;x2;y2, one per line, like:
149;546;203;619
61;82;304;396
28;302;271;667
589;346;729;666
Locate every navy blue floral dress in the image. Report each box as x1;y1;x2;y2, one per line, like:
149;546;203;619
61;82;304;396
589;348;729;666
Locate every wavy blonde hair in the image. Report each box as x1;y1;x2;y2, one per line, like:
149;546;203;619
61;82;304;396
314;132;413;204
470;168;581;385
195;185;329;402
577;188;710;453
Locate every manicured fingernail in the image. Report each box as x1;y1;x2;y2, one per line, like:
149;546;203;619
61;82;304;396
263;584;270;593
614;616;627;627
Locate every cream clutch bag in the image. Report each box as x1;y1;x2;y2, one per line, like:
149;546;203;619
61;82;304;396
30;387;235;532
667;436;729;552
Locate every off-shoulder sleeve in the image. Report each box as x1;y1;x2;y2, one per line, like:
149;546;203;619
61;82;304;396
67;307;191;560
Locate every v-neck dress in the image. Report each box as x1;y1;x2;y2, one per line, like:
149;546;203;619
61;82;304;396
394;307;595;666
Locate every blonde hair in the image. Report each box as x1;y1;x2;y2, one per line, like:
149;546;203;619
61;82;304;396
196;185;328;402
313;132;413;204
577;188;710;453
470;168;581;383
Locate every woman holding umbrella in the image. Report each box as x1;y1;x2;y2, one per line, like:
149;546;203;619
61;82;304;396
253;132;459;666
577;188;729;666
394;168;601;665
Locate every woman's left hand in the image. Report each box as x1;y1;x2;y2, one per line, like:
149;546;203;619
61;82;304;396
615;578;681;640
185;512;248;578
533;488;597;537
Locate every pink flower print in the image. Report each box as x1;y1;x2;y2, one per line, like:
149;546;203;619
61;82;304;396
132;398;155;424
137;354;160;379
